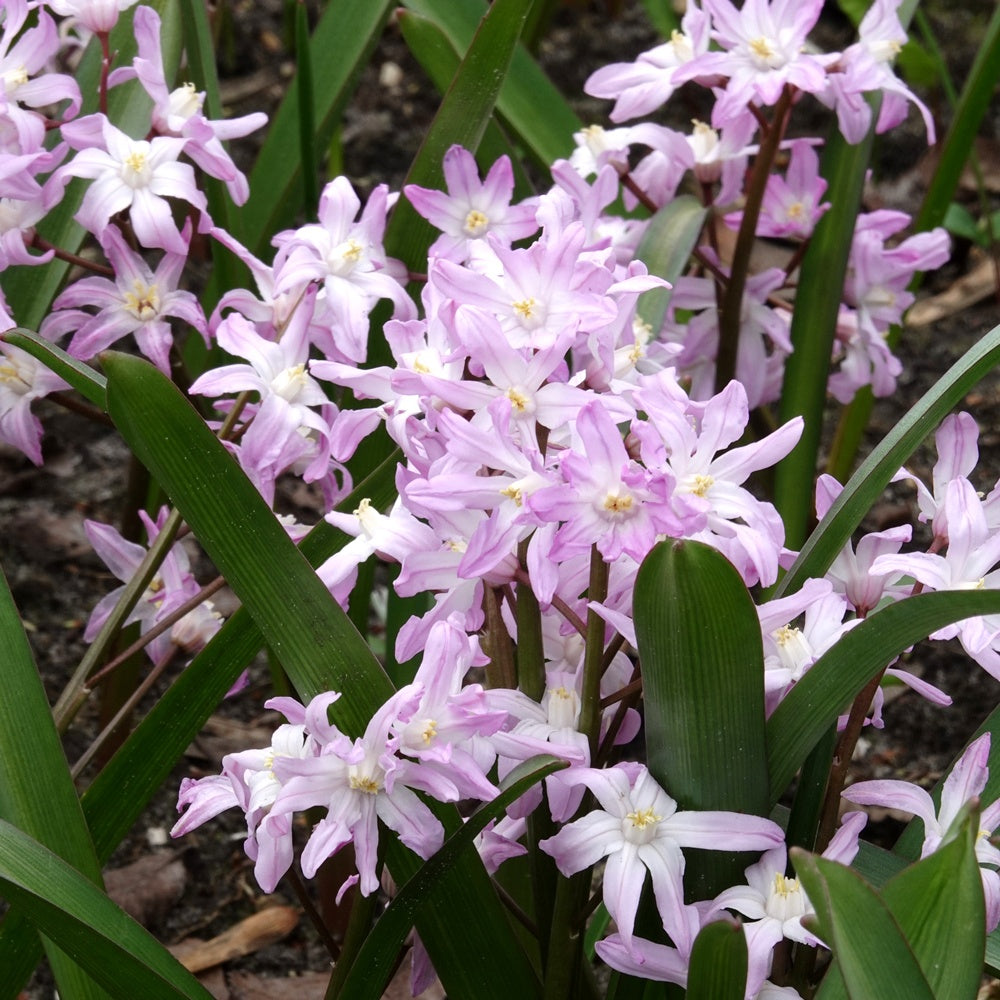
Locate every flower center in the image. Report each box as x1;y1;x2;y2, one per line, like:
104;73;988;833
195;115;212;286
603;491;634;516
501;484;524;506
167;82;204;120
463;209;489;237
0;352;32;395
546;684;580;729
269;363;309;401
505;386;533;414
767;871;808;922
124;280;160;321
121;146;151;188
669;28;693;61
683;473;715;498
3;66;28;92
513;297;537;320
748;35;783;69
624;807;662;845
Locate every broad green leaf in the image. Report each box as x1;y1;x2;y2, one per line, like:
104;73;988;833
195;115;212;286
3;0;181;331
774;319;1000;599
684;919;747;1000
766;589;1000;802
880;805;985;999
101;353;541;1000
0;567;109;1000
634;540;770;897
385;0;538;274
634;195;708;334
334;755;567;1000
0;821;214;1000
401;0;580;169
794;849;936;1000
240;0;394;254
2;328;107;407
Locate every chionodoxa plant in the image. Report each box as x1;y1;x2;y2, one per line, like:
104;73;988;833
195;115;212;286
2;0;1000;998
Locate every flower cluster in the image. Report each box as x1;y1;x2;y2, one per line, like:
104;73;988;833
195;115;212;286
4;2;997;999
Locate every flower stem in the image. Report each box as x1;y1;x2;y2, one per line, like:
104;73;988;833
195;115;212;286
714;88;795;393
577;546;610;760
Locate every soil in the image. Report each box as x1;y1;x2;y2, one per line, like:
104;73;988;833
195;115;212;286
2;1;999;998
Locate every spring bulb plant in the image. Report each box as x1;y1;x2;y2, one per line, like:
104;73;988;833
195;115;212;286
2;1;1000;999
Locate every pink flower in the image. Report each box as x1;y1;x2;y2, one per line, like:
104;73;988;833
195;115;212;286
677;0;834;128
60;116;207;254
110;6;266;204
0;337;69;465
47;0;140;34
404;144;538;263
584;4;711;122
42;224;207;374
540;763;784;953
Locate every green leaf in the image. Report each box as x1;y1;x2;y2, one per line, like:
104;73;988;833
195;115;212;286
401;0;580;169
334;755;568;1000
774;319;1000;599
795;849;935;1000
386;0;539;274
239;0;394;254
100;353;541;1000
0;821;214;1000
0;566;109;1000
774;115;876;550
2;328;107;407
805;806;984;1000
684;919;748;1000
634;195;708;334
397;9;535;200
634;540;770;897
766;589;1000;802
879;804;985;999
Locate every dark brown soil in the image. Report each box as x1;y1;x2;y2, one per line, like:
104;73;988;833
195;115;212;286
2;1;999;997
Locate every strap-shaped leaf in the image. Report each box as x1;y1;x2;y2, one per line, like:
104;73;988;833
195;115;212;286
635;539;770;813
0;569;109;1000
774;319;1000;599
0;821;214;1000
634;540;770;899
766;589;1000;801
401;0;580;170
397;9;535;199
335;755;567;1000
795;849;935;1000
685;919;748;1000
101;352;542;1000
880;806;985;999
386;0;538;273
